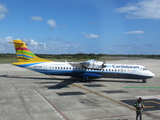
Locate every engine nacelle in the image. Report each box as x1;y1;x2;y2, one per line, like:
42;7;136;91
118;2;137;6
80;60;105;69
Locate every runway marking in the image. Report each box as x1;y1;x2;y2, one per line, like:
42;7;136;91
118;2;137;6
136;95;160;100
48;76;135;110
34;89;69;120
144;106;154;108
9;75;21;77
140;100;156;109
119;82;131;87
72;84;136;111
124;87;160;89
84;92;102;94
145;101;160;104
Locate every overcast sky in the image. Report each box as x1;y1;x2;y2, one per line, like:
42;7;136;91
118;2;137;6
0;0;160;54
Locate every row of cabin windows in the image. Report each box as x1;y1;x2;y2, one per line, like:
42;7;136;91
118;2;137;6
50;67;85;70
50;67;128;72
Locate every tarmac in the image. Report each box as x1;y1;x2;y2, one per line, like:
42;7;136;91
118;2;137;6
0;58;160;120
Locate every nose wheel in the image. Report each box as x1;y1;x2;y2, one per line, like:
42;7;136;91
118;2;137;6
142;79;147;83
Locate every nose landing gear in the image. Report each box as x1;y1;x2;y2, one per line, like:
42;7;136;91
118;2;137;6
142;79;147;83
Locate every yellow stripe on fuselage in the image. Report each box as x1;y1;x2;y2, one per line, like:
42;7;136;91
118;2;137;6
12;62;47;66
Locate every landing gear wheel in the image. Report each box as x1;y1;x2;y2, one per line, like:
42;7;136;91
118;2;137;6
142;79;147;83
81;78;88;82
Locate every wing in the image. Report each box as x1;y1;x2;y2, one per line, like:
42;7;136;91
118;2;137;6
69;60;106;69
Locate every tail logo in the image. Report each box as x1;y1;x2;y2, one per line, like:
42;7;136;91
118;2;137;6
10;40;51;62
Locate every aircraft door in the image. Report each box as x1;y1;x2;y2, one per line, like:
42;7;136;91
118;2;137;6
102;68;105;77
43;66;48;73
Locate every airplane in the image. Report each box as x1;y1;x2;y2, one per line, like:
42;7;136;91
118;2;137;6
9;40;155;83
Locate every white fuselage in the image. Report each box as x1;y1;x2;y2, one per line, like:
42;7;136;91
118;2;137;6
17;62;155;81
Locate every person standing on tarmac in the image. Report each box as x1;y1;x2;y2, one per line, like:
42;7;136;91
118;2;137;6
134;97;144;120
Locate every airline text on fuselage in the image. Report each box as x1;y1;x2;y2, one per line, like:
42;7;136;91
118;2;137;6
107;65;140;69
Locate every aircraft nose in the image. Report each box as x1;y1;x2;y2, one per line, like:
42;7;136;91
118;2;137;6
149;72;155;77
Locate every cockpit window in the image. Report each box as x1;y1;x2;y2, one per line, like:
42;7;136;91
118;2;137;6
143;68;147;71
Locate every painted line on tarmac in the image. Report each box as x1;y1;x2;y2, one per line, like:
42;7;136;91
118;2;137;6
48;76;135;111
72;84;136;111
84;92;102;94
34;89;69;120
119;82;131;87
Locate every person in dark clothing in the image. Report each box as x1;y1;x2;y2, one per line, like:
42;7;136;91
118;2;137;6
134;97;144;120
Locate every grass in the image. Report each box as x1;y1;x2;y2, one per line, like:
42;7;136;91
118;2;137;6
0;57;18;63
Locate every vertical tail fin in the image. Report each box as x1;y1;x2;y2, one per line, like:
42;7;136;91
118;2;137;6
10;40;51;62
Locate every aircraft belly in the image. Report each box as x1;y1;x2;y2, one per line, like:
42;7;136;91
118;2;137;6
103;72;152;79
45;70;85;77
46;70;103;79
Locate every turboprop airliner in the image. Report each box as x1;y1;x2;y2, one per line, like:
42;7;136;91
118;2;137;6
10;40;154;83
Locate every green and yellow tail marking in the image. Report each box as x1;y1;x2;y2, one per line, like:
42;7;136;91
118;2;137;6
9;40;52;63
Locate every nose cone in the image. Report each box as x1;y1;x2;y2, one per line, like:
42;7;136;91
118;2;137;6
149;72;155;78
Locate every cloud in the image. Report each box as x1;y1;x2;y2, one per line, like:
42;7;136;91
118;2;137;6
30;39;38;45
0;36;13;43
143;44;153;48
0;3;8;20
82;31;99;39
47;19;57;27
0;36;14;53
0;36;158;54
31;16;43;21
0;3;8;12
115;0;160;19
115;44;134;49
0;13;5;20
123;30;144;34
5;37;87;54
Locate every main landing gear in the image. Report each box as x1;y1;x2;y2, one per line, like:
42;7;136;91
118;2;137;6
80;78;88;82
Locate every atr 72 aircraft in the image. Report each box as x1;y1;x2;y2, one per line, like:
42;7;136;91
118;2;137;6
10;40;154;83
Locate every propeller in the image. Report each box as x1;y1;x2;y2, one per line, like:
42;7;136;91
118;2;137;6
101;58;107;68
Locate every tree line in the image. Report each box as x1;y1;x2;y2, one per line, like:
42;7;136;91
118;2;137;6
0;53;160;59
